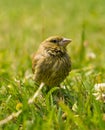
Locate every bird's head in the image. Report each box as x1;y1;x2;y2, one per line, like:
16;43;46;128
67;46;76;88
43;36;72;48
41;36;72;56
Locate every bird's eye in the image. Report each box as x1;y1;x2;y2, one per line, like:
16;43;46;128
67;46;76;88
50;39;58;43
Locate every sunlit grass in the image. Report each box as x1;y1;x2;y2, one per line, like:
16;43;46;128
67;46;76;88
0;0;105;129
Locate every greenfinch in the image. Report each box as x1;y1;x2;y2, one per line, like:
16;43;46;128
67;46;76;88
32;36;72;87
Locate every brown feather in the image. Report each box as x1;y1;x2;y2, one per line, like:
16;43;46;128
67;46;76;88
32;36;72;87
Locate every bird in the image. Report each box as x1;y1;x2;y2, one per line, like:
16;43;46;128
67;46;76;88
28;36;72;104
32;36;72;87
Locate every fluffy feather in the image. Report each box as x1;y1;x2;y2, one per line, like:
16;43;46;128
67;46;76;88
32;36;72;87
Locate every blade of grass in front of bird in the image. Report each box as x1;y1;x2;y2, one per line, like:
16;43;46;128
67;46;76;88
45;87;59;111
59;101;88;130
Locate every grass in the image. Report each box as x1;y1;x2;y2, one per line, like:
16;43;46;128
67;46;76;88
0;0;105;129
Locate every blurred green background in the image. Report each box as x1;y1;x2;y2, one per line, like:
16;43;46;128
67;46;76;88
0;0;105;129
0;0;105;75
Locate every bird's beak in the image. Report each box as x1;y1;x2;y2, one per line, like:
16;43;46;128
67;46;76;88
60;38;72;46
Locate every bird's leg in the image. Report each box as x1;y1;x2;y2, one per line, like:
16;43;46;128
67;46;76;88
54;84;64;103
28;82;44;104
59;85;65;101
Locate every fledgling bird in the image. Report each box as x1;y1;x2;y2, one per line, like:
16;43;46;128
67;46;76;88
29;36;72;104
32;36;72;87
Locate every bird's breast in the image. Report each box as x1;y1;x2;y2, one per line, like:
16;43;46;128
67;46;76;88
33;51;71;86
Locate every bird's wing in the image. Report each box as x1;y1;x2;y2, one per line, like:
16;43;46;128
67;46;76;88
32;52;43;73
32;53;37;73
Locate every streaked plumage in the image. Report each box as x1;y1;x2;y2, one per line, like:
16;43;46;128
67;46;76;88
32;36;72;87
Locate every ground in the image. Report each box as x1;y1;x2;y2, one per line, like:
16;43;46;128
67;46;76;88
0;0;105;129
